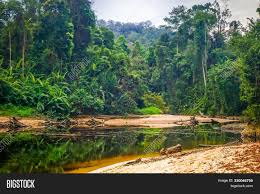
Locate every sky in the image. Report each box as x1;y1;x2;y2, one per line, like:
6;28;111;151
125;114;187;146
92;0;260;26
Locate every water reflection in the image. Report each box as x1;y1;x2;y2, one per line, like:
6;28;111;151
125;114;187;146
0;125;241;173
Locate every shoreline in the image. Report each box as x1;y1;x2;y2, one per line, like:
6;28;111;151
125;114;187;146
90;143;260;174
0;114;242;133
1;114;256;174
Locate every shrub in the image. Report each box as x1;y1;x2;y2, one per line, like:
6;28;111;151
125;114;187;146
70;88;104;115
142;93;168;113
138;106;162;115
0;70;71;119
0;104;36;117
243;104;260;123
241;124;260;139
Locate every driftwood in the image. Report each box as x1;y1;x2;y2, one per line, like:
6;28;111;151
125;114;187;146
85;118;104;128
8;117;27;130
171;117;199;126
44;119;77;129
160;144;182;155
0;122;9;128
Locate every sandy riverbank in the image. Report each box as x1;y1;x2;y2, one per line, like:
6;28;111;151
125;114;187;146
90;143;260;173
101;114;240;128
0;114;241;133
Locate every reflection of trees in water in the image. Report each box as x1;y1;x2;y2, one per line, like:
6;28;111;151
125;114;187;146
163;125;240;150
0;131;156;173
143;134;167;154
0;126;240;173
111;128;167;154
0;133;107;173
115;130;137;146
137;128;167;153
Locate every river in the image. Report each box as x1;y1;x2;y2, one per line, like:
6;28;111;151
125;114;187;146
0;124;241;173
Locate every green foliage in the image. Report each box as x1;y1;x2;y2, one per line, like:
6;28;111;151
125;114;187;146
31;0;74;74
138;106;162;115
202;60;242;115
0;0;259;122
229;17;260;122
243;105;260;123
0;68;71;119
142;93;168;113
69;0;95;59
0;103;36;117
98;20;167;47
110;93;137;115
70;87;104;115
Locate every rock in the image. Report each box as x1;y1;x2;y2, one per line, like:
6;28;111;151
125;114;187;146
160;144;182;155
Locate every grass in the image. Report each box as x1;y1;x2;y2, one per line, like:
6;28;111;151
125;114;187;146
0;103;36;117
137;106;162;115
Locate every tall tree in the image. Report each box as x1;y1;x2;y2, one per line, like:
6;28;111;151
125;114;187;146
68;0;95;59
32;0;73;74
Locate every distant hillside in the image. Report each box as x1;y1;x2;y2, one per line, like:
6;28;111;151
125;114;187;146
97;20;168;46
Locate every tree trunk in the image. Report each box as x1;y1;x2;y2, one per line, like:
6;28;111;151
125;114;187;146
176;31;180;54
204;23;208;76
193;69;196;84
202;60;207;88
176;41;179;54
9;31;12;68
22;30;26;77
202;23;208;89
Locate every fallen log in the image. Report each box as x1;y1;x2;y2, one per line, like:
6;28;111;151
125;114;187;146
160;144;182;155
